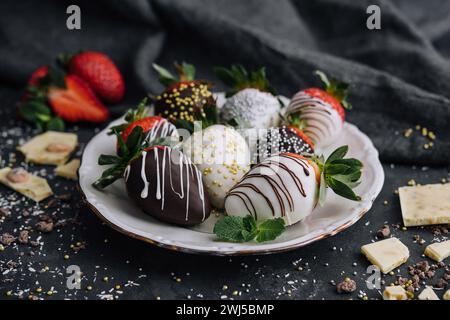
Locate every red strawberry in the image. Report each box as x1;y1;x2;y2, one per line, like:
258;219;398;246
20;66;50;103
304;71;351;121
121;116;164;142
63;51;125;103
119;116;177;151
27;65;49;86
48;75;109;123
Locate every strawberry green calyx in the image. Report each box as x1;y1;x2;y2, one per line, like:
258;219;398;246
313;145;362;206
94;125;178;190
214;64;277;97
315;70;352;110
107;97;150;135
286;112;308;130
152;62;197;86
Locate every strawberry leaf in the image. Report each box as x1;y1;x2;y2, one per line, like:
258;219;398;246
152;63;177;86
327;177;361;201
215;64;277;97
326;145;348;164
46;117;65;132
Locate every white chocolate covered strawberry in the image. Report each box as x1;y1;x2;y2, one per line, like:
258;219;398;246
285;71;352;149
183;124;251;209
215;65;281;128
225;146;362;226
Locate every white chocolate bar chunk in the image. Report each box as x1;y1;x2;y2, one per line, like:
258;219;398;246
418;286;439;300
424;240;450;262
18;131;78;165
443;290;450;301
0;168;53;202
399;183;450;227
55;159;80;180
383;286;408;300
361;238;409;274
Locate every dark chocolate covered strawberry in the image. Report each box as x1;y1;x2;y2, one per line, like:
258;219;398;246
252;126;315;163
124;146;212;226
152;62;216;127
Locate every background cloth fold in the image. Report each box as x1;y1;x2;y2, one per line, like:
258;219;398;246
0;0;449;166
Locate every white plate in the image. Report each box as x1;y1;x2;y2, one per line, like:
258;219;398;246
79;94;384;256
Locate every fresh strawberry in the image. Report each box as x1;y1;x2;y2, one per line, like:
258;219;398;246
152;62;216;127
120;116;177;148
27;65;49;86
20;66;50;103
48;75;109;123
61;51;125;103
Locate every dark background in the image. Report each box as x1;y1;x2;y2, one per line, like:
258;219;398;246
0;0;449;300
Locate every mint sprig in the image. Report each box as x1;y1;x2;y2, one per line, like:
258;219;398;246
213;215;286;243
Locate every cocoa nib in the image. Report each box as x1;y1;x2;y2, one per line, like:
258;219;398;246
336;279;357;293
35;221;54;233
0;207;10;218
377;225;390;238
18;230;29;244
0;233;16;246
57;193;72;202
435;279;448;289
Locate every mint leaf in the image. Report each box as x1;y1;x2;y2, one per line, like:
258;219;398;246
214;215;286;243
255;218;285;243
213;216;256;243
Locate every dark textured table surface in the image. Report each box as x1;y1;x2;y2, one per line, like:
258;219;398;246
0;87;449;301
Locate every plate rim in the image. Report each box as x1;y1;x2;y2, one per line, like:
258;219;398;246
79;112;384;256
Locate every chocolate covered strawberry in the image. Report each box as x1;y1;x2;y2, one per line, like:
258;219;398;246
152;62;216;126
60;51;125;103
125;146;212;226
183;124;251;209
251;126;315;163
107;98;178;152
285;71;352;148
215;65;280;128
225;146;362;226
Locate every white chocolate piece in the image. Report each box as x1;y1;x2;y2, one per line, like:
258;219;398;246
0;168;53;202
361;238;409;274
399;183;450;227
443;289;450;301
424;240;450;262
183;125;250;209
225;154;318;226
383;286;408;300
18;131;78;165
418;286;439;300
55;159;80;181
